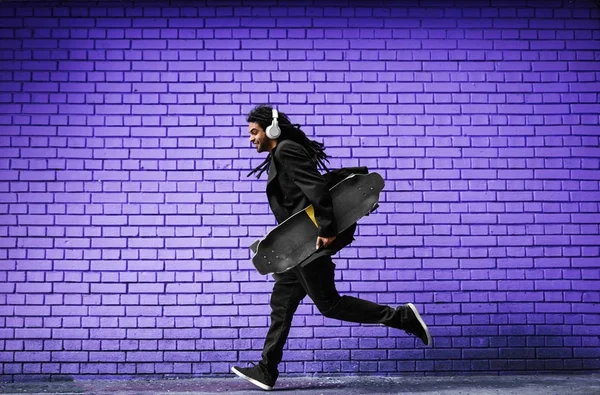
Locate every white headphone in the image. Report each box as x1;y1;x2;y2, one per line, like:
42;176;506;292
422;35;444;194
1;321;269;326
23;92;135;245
265;108;281;140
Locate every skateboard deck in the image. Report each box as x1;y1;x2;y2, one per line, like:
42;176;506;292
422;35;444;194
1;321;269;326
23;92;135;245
250;172;384;275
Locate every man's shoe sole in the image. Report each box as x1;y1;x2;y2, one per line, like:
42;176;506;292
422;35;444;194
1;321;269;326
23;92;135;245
406;303;432;346
231;366;273;391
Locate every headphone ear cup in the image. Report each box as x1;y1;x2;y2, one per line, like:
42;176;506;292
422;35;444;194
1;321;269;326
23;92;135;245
266;122;280;139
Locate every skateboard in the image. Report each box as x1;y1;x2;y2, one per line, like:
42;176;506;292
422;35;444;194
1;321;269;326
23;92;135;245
250;172;384;275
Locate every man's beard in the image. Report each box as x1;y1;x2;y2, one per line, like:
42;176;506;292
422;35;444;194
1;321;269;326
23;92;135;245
257;141;268;152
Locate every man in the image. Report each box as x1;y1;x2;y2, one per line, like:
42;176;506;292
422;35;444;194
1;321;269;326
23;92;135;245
231;105;431;391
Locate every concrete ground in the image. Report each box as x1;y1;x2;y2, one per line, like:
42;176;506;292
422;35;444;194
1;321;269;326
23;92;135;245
0;374;599;395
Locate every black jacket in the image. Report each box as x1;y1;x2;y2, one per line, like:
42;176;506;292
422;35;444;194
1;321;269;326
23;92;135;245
265;140;367;267
266;139;337;238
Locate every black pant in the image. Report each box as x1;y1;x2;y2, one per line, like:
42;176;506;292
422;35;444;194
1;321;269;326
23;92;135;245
259;255;405;375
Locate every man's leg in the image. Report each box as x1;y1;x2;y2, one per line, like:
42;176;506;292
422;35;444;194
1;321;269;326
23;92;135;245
295;255;431;345
232;270;306;390
259;269;307;377
295;255;394;323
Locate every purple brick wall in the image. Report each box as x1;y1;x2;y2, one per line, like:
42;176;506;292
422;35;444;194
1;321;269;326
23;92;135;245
1;0;599;381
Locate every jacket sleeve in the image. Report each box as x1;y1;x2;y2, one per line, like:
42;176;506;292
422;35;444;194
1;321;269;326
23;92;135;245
276;142;338;237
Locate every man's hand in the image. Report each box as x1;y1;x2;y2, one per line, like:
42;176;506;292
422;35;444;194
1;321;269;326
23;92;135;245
316;236;336;250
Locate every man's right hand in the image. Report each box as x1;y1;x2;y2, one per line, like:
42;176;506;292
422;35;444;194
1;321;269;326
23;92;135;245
316;236;336;250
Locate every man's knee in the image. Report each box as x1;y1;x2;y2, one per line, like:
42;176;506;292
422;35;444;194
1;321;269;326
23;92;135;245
316;297;342;319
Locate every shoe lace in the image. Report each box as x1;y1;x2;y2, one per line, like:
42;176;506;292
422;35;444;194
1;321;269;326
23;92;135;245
246;362;261;370
400;307;415;337
245;361;268;373
248;361;275;378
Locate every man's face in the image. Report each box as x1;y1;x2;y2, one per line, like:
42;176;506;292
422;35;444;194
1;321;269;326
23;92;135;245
248;122;273;153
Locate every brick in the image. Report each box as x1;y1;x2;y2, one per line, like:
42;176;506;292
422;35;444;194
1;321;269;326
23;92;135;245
51;351;88;362
14;351;51;362
126;352;162;362
14;329;51;339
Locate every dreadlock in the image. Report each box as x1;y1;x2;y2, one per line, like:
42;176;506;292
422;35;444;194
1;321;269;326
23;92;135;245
246;104;330;179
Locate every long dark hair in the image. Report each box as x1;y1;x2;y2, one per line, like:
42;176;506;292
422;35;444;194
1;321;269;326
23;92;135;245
246;104;330;179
